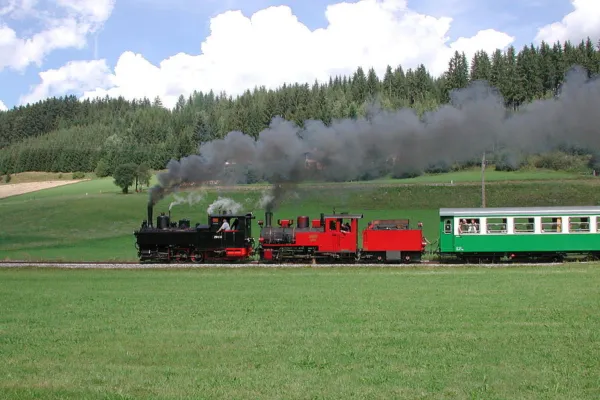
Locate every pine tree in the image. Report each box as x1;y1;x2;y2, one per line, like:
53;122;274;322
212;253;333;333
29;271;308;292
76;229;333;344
490;49;505;90
152;96;163;108
470;50;492;81
392;66;407;104
366;67;380;99
351;67;367;105
443;51;469;102
175;95;186;112
382;65;394;99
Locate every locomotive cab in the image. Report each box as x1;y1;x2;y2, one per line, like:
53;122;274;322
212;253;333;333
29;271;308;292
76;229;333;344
208;213;254;234
207;212;256;252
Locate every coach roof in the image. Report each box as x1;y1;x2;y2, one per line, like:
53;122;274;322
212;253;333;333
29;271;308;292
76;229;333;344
439;206;600;217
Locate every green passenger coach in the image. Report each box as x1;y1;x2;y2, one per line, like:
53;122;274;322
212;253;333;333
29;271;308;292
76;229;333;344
438;206;600;262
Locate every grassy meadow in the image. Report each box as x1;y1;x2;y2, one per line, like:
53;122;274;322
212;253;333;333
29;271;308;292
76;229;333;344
1;168;600;262
0;264;599;399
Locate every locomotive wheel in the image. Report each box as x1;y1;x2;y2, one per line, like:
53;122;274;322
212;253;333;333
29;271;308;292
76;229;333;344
191;251;204;263
175;250;189;262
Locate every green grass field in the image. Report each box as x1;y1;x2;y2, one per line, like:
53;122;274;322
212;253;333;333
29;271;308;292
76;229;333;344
0;265;598;399
2;168;600;262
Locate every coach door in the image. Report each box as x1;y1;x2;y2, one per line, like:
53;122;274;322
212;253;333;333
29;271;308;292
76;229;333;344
324;218;341;252
338;218;358;252
439;218;455;252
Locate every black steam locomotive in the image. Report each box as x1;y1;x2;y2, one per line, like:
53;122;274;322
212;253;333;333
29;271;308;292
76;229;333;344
134;204;256;263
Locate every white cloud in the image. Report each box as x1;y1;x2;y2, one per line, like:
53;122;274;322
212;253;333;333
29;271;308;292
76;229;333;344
23;0;515;108
0;0;36;17
20;59;115;105
0;0;115;72
535;0;600;44
0;100;7;111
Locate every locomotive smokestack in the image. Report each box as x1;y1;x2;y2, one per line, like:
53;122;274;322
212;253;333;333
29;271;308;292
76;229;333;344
265;211;273;228
148;204;153;227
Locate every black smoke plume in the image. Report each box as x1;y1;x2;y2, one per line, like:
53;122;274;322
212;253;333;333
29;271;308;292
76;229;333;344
148;66;600;209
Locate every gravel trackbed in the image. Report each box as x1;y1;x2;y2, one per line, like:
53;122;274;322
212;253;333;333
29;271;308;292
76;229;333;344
0;261;567;269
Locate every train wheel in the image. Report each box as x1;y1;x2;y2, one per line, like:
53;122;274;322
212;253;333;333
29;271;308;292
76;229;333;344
191;251;204;263
175;250;189;262
586;253;600;261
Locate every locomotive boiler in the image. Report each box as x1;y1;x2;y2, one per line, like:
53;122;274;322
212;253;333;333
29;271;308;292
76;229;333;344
258;211;319;244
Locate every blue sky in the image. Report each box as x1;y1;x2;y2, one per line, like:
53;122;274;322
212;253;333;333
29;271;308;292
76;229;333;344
99;0;570;64
0;0;594;110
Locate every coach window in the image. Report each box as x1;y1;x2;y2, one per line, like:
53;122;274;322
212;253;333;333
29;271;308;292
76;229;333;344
486;218;507;233
541;217;561;233
546;217;563;232
514;217;534;233
569;217;589;232
460;218;479;234
444;219;452;234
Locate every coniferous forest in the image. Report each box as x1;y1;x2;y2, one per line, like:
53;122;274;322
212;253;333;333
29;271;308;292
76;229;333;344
0;39;599;180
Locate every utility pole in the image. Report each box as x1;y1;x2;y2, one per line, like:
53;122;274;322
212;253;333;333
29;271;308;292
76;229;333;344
481;152;486;208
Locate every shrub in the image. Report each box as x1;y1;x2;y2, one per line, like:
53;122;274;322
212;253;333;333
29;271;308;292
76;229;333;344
94;160;111;178
113;163;138;194
533;151;590;172
391;166;422;179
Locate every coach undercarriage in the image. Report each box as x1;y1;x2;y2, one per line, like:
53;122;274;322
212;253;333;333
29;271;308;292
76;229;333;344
446;251;600;264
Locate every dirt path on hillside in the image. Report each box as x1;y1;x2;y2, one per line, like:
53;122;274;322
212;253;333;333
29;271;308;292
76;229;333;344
0;180;88;199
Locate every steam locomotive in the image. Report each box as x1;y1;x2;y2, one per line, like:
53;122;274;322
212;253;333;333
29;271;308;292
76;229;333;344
257;211;425;263
133;205;426;264
134;204;256;263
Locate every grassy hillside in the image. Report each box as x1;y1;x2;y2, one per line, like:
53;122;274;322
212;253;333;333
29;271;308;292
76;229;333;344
1;169;600;262
1;166;590;186
1;265;599;398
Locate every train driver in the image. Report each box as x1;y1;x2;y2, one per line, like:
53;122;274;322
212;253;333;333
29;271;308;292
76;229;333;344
341;221;351;232
217;218;230;233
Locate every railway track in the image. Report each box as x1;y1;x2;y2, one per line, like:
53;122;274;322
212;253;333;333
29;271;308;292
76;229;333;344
0;260;570;268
